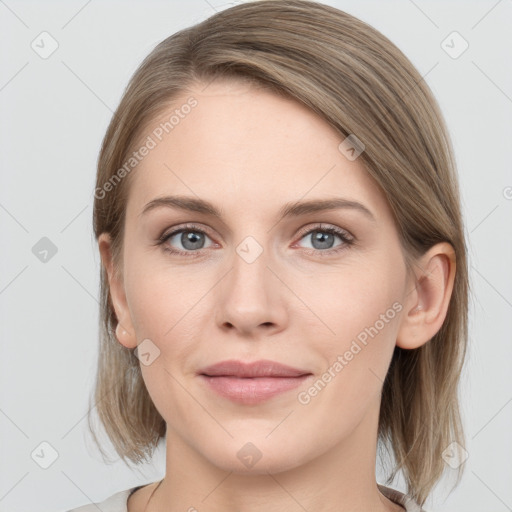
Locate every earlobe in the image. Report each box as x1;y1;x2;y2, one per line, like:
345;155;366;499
98;233;137;349
396;242;456;350
115;322;136;348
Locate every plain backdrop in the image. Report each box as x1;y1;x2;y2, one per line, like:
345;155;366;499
0;1;511;511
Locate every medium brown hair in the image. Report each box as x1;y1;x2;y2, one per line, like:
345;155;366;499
89;0;469;506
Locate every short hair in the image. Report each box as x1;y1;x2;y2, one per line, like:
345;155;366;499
89;1;469;507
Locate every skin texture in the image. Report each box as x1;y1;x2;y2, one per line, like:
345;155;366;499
99;78;456;512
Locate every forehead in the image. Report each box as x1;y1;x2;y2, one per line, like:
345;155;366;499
124;79;390;222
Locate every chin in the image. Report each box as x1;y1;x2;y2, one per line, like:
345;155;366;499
202;437;309;475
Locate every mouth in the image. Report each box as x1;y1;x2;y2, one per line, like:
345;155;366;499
198;374;313;404
197;359;313;404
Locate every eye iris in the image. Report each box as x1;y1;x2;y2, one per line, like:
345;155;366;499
311;230;335;250
182;231;204;250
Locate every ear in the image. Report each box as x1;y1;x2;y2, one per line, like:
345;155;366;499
396;242;456;350
98;233;137;349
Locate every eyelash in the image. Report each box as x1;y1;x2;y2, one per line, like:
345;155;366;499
155;223;355;258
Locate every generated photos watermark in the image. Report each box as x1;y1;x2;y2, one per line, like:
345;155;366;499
297;301;403;405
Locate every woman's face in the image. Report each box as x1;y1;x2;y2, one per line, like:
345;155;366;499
103;78;415;474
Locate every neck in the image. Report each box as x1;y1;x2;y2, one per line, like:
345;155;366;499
141;398;403;512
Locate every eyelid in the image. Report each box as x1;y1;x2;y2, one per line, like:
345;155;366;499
158;222;215;240
157;221;355;256
294;222;354;242
159;222;353;241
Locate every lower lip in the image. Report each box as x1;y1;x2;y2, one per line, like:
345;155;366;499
199;374;312;404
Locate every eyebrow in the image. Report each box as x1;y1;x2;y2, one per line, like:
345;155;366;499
139;195;376;222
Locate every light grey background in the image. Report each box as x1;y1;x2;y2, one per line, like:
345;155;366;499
1;1;511;511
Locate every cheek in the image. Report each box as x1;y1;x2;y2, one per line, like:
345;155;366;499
127;267;207;420
125;263;212;380
291;265;403;431
125;258;202;337
311;258;400;314
297;257;404;369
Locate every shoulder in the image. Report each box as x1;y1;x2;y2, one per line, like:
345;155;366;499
378;484;430;512
66;487;139;512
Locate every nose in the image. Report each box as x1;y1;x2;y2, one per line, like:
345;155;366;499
215;240;288;337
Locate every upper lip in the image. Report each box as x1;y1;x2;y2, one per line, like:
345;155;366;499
198;359;311;378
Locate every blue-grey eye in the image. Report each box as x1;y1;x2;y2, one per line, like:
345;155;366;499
164;229;214;252
298;227;348;251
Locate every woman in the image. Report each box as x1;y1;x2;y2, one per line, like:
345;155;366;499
69;1;469;511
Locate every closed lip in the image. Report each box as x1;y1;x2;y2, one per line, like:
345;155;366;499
198;359;312;378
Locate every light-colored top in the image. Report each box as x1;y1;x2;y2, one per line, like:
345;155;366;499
66;483;427;511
